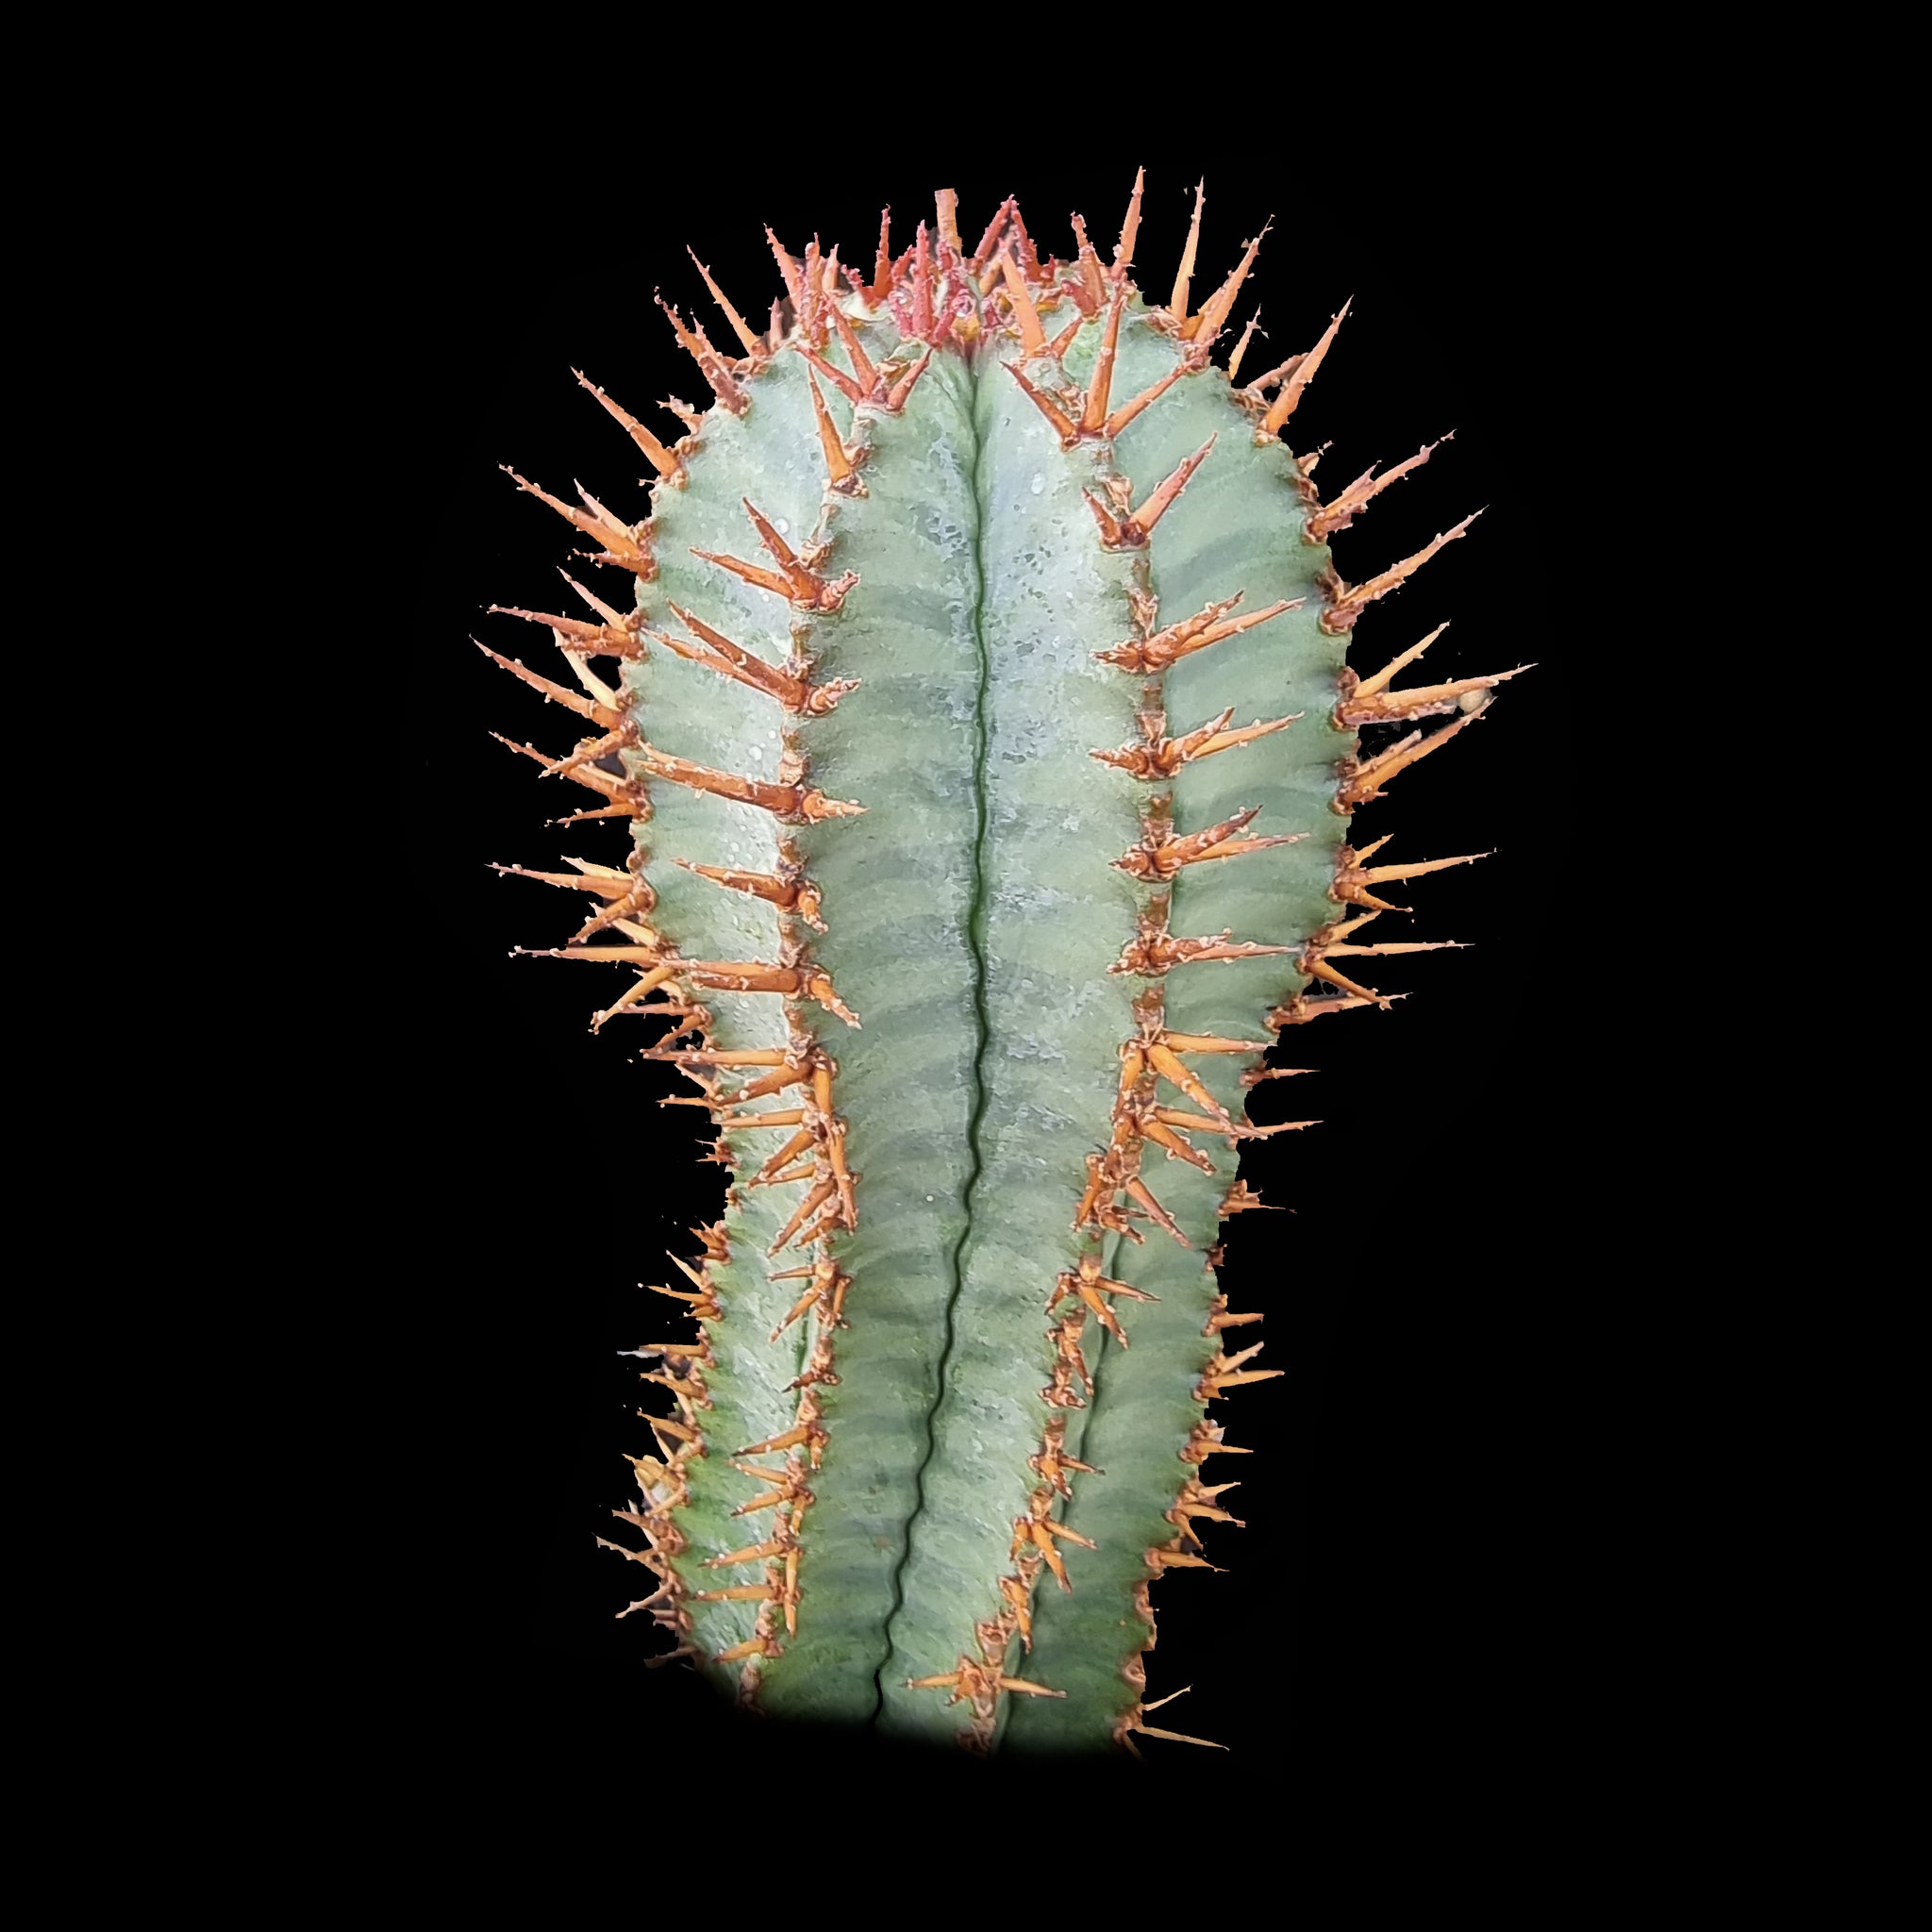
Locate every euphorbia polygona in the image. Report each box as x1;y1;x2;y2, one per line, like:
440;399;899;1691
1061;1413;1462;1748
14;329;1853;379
482;179;1517;1754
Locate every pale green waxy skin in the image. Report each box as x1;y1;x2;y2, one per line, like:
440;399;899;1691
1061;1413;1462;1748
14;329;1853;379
595;276;1346;1750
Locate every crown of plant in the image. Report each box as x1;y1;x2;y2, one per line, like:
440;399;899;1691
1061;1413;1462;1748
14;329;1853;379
482;178;1520;1755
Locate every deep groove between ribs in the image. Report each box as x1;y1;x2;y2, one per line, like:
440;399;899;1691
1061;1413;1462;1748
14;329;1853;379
869;368;994;1724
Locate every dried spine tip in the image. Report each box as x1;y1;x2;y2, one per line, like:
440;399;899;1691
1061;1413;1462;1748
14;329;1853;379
1337;662;1526;726
1085;438;1216;550
630;742;864;824
487;603;641;660
1322;511;1484;632
1305;434;1453;540
686;246;764;358
1336;695;1492;807
1113;166;1145;274
1182;221;1269;353
473;641;629;725
996;248;1047;355
574;369;687;486
1096;593;1301;674
650;604;857;716
1003;358;1080;445
1260;296;1352;434
1225;308;1263;382
1094;707;1304;778
1115;807;1306;882
500;467;655;574
1168;179;1206;323
1332;841;1492;911
655;291;750;412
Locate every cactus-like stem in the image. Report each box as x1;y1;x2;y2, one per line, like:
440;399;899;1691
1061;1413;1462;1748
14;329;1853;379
482;183;1505;1752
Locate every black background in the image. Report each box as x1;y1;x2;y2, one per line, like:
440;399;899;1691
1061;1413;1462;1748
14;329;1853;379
391;145;1587;1801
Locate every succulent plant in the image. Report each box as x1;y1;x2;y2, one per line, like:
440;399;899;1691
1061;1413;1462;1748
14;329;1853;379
478;179;1519;1754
